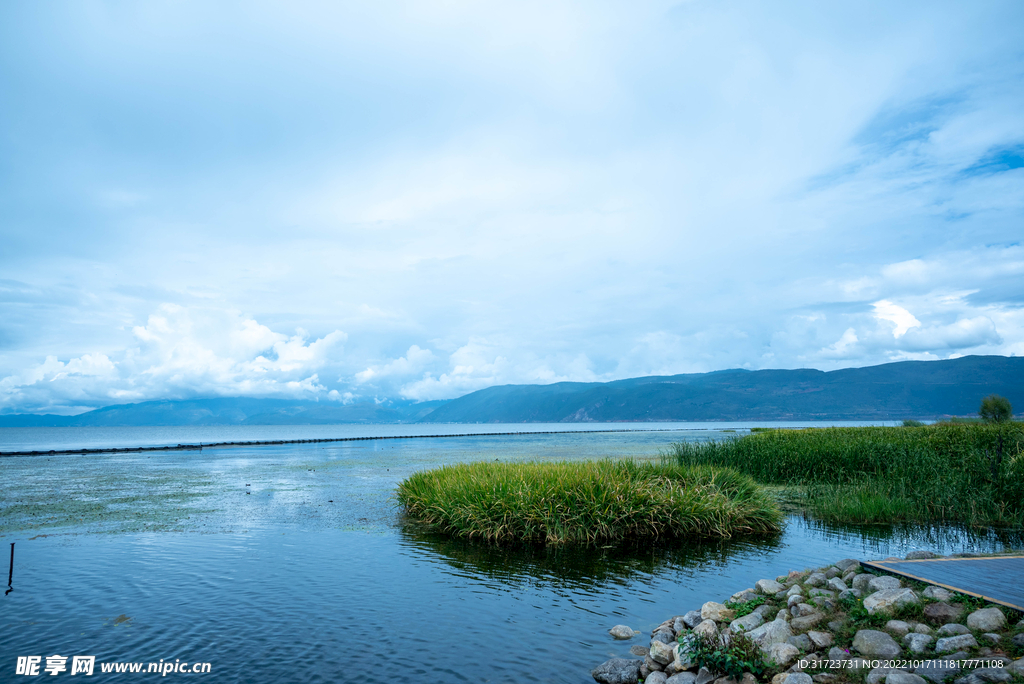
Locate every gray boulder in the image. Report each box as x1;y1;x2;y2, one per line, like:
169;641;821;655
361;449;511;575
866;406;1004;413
1013;634;1024;648
806;572;827;587
827;578;848;593
888;674;928;684
701;601;735;622
653;630;676;644
853;630;902;657
788;634;812;651
953;668;1012;684
936;624;969;637
792;603;817;617
766;642;800;666
852;573;877;592
835;558;861;572
922;586;952;601
667;674;698;684
868;576;902;593
757;578;787;595
650;639;676;665
905;551;938;560
695;667;716;684
692;620;718;640
592;658;642;684
730;612;764;633
630;645;649;656
746;619;793;648
791;613;826;631
966;608;1006;632
807;631;833;649
683;610;704;629
886;620;912;636
903;633;934;654
782;675;813;684
866;669;905;684
864;588;919;615
839;589;863;601
914;623;933;634
916;658;962;683
935;634;978;653
731;589;758;603
646;673;669;684
924;602;965;625
610;625;636;639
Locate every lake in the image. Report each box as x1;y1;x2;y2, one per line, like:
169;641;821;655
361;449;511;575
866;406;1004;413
2;423;1021;683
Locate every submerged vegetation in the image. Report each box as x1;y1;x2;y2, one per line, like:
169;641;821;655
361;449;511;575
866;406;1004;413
396;460;782;544
670;423;1024;527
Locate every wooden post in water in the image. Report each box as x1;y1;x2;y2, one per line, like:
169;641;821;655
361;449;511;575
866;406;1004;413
5;542;12;595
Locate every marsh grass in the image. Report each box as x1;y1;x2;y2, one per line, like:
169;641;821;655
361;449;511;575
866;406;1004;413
670;424;1024;527
396;460;782;544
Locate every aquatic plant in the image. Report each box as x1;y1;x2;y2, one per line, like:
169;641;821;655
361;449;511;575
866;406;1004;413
684;629;768;679
669;423;1024;527
396;460;782;544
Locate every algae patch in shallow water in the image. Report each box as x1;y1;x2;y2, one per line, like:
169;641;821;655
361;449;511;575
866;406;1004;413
397;459;783;544
0;456;217;534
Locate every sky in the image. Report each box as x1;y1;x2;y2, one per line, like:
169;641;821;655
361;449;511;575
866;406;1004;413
1;1;1023;415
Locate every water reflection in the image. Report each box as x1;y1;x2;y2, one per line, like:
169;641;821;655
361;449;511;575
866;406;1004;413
798;515;1024;556
399;522;786;587
400;515;1024;591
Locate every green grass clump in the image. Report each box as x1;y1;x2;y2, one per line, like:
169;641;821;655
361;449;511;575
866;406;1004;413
396;460;782;544
725;595;767;617
669;423;1024;527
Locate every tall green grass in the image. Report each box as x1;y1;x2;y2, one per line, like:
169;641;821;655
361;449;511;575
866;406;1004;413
397;460;782;544
670;424;1024;526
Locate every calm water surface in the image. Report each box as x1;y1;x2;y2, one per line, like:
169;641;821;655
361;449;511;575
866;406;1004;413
2;425;1020;683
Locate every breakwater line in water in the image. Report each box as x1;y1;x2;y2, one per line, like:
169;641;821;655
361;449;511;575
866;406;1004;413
0;427;690;458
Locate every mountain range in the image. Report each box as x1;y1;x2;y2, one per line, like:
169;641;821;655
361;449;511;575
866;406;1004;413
0;355;1019;426
420;355;1023;423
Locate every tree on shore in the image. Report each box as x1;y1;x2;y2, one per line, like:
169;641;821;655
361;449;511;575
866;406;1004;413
979;394;1012;423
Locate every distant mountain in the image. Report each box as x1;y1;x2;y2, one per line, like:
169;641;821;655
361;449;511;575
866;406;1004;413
0;397;447;427
420;355;1024;423
3;356;1020;427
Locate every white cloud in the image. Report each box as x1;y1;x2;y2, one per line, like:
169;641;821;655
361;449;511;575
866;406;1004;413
0;305;347;413
872;300;922;338
1;1;1023;412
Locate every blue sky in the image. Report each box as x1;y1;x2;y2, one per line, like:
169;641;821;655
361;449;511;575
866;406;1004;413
1;1;1023;414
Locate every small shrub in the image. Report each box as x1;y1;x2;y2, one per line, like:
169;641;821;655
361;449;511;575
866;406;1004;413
902;419;925;427
685;629;768;679
980;395;1013;423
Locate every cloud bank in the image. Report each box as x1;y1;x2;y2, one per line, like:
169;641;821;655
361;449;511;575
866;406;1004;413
1;1;1022;413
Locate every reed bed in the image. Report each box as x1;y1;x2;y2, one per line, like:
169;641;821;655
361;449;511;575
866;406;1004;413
396;460;782;544
669;423;1024;526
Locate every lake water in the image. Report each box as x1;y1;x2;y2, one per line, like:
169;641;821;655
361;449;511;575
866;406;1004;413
2;424;1021;683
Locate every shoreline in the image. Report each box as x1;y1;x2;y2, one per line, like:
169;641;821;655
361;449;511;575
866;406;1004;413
595;551;1024;684
0;427;689;458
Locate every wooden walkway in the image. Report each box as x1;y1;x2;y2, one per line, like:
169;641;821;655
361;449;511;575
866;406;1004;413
862;556;1024;612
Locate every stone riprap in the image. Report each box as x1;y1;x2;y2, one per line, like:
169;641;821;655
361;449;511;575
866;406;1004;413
593;551;1024;684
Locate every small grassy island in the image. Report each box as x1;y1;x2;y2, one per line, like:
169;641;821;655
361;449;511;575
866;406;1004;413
397;460;783;544
671;423;1024;527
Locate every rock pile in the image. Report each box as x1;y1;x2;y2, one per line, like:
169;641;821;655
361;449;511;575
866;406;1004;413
592;554;1024;684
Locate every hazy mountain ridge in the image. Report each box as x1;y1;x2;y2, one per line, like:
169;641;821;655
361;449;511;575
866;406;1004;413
0;397;447;427
2;356;1019;426
420;355;1024;423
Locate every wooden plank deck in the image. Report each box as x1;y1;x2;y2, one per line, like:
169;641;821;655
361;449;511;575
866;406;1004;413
862;556;1024;612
